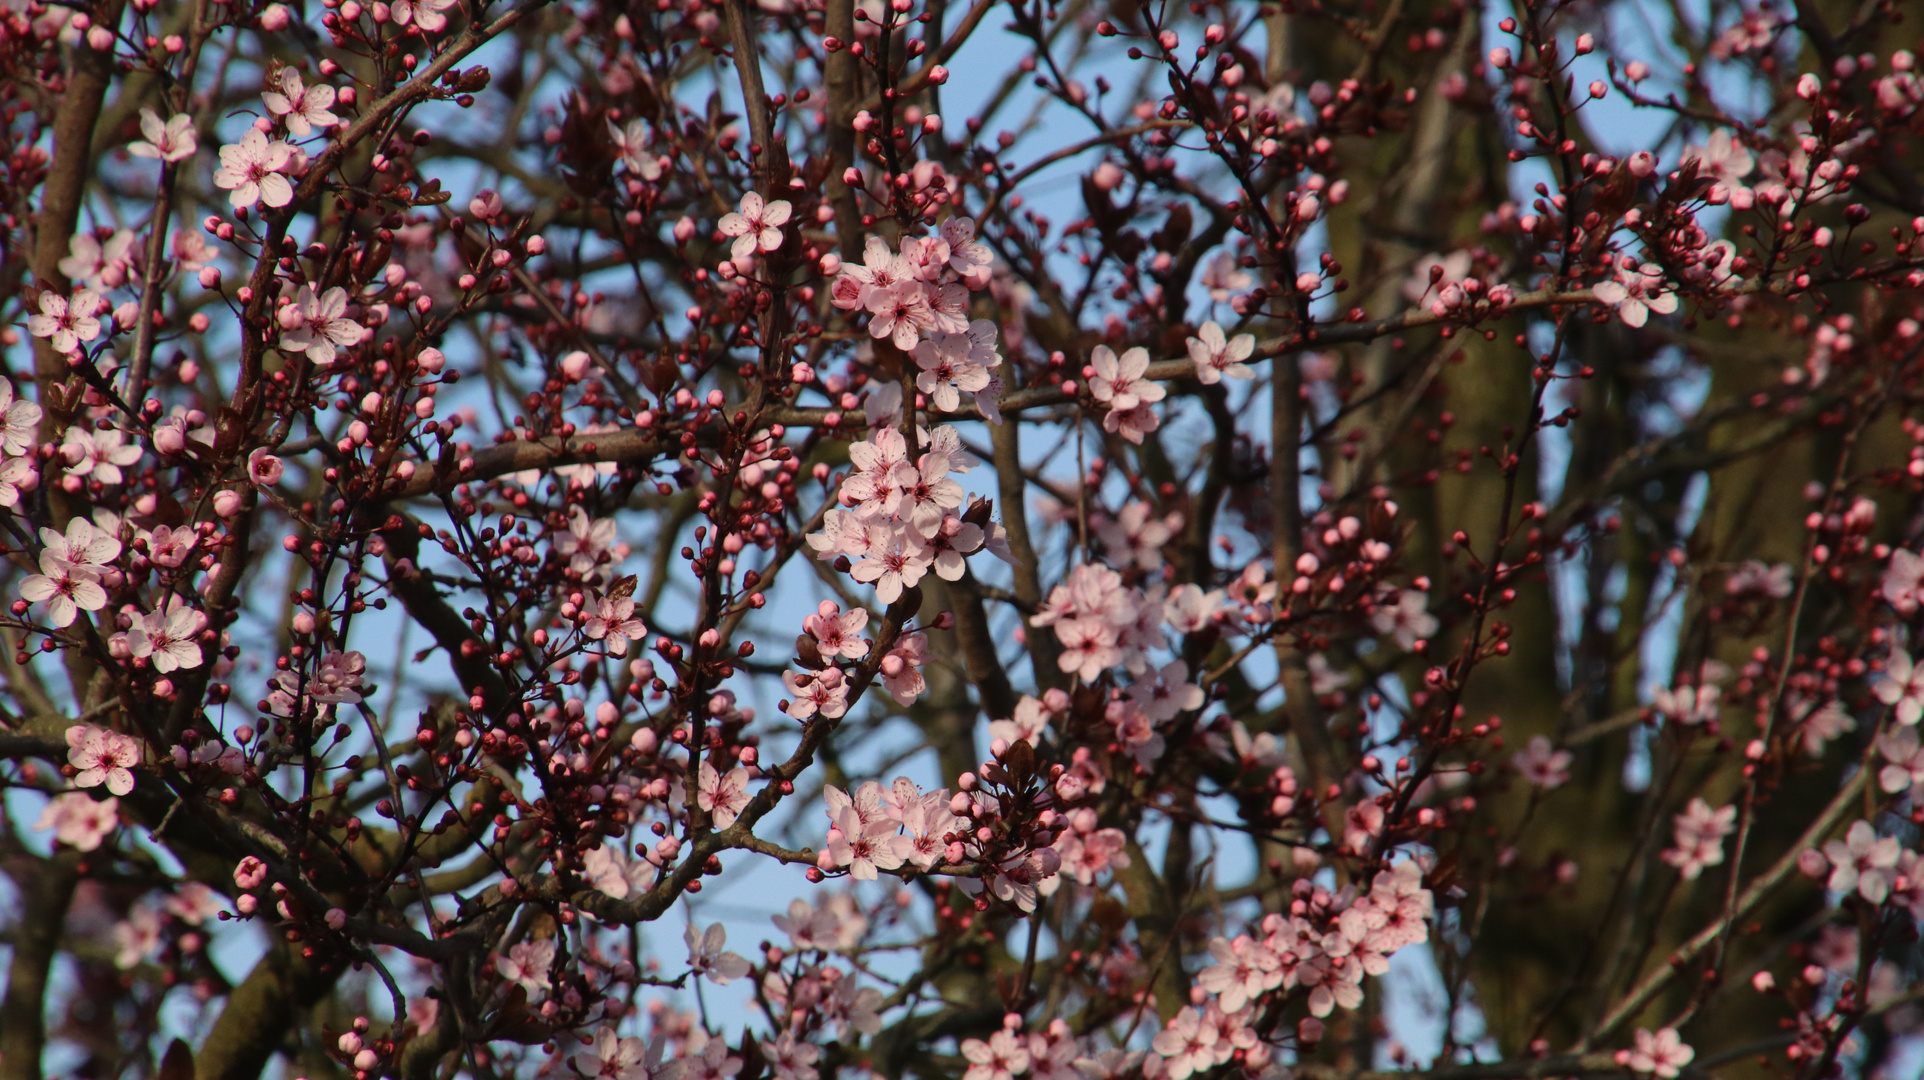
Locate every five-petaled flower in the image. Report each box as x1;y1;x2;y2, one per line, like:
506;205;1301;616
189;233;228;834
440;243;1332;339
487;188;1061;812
607;117;664;180
128;108;198;163
961;1030;1031;1080
35;792;118;851
1619;1027;1694;1078
21;550;110;628
61;427;143;485
1593;260;1679;327
1875;646;1924;725
276;285;366;365
1088;344;1166;444
1513;735;1573;789
213;129;296;209
390;0;457;32
262;68;340;137
581;591;647;652
127;601;209;673
1823;819;1900;903
1186;320;1256;384
1661;797;1736;880
684;922;751;985
0;379;43;456
27;289;104;355
697;760;752;829
718;191;792;263
67;725;141;796
783;667;849;720
572;1026;652;1080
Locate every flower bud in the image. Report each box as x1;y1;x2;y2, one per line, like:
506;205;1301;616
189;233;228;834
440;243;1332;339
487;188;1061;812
1796;847;1829;880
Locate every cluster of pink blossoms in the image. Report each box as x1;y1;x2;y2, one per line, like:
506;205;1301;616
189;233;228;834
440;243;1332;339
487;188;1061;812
817;778;965;882
1033;562;1169;682
829;218;997;387
951;864;1435;1080
814;773;1131;915
959;1019;1083;1080
264;648;367;719
212;67;340;211
1136;863;1433;1079
790;414;1015;718
20;518;121;628
808;422;1002;605
0;380;42;507
1661;798;1737;880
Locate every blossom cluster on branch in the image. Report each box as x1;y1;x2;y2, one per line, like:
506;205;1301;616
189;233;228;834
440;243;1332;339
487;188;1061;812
1;0;1924;1077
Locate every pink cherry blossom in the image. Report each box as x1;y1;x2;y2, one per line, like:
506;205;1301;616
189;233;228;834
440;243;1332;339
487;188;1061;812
213;129;296;209
277;284;366;365
961;1030;1030;1080
581;591;647;652
607;117;664;180
247;446;284;487
27;289;104;354
1680;128;1755;206
1620;1027;1694;1078
582;842;657;899
262;68;340;137
1198;934;1283;1012
849;529;932;604
1592;261;1679;327
555;506;624;581
1199;250;1251;301
58;229;136;291
1882;548;1924;614
1151;1007;1222;1080
762;1031;821;1080
60;427;142;485
864;280;936;350
1877;726;1924;796
573;1026;651;1080
825;804;906;880
126;601;208;672
1661;797;1736;880
0;457;37;508
1186;321;1256;383
1875;646;1924;725
497;938;555;997
34;791;118;851
1088;344;1165;411
913;330;992;413
1514;735;1572;788
389;0;457;31
697;761;752;829
684;922;751;984
783;666;848;720
1823;819;1900;902
1370;586;1438;649
718;191;792;263
21;551;110;628
128;108;197;163
67;724;141;796
804;600;870;660
113;902;164;970
0;379;43;456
